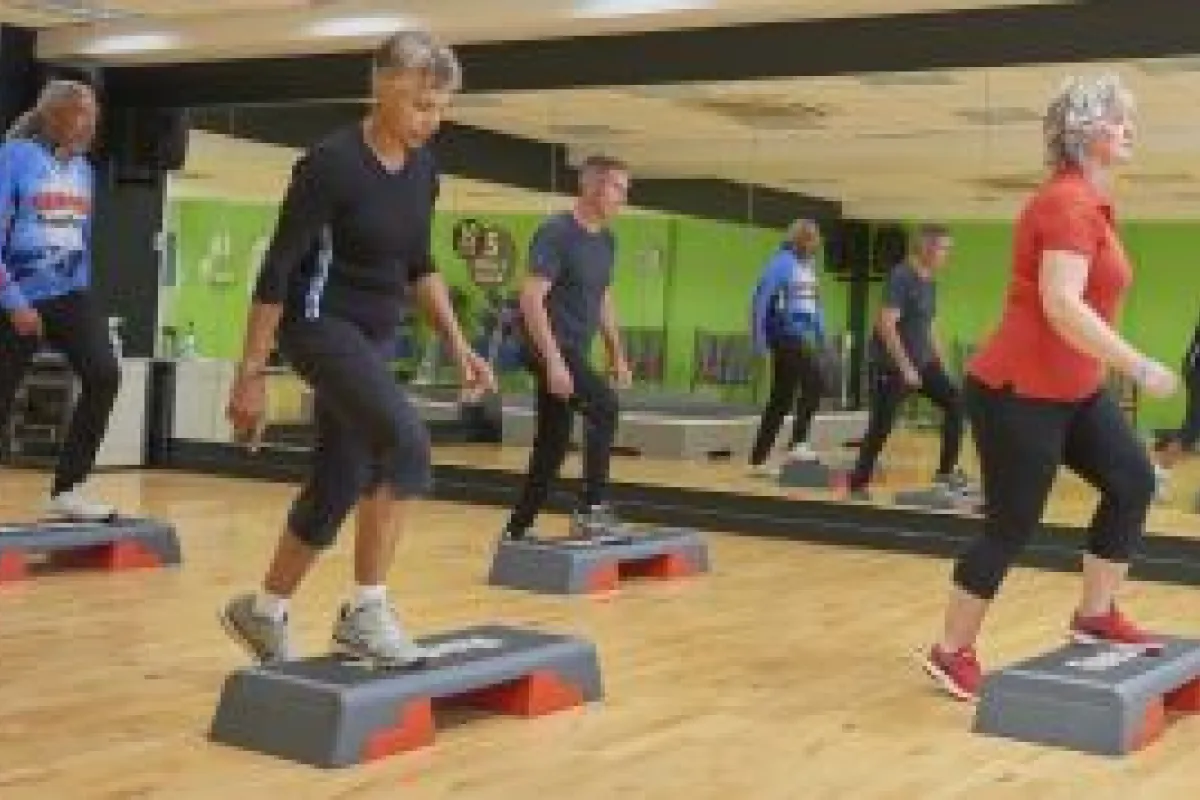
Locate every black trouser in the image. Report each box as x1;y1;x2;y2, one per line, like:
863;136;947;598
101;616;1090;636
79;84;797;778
1169;368;1200;450
0;291;120;496
280;314;432;549
848;360;963;490
953;378;1155;600
750;338;826;465
508;347;619;534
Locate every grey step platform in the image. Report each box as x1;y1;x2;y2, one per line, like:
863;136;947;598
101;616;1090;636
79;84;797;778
0;517;180;582
974;638;1200;755
893;488;980;513
501;394;867;461
778;459;845;489
489;527;709;594
210;624;602;767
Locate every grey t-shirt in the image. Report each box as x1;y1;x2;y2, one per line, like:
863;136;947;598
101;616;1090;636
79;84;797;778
528;211;616;353
871;261;937;370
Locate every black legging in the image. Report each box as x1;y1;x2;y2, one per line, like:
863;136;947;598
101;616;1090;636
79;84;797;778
508;346;619;534
1166;368;1200;450
952;378;1156;600
0;291;120;496
848;360;963;490
279;313;432;548
749;339;825;465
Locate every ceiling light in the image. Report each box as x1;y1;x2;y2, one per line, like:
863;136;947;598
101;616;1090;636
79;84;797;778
307;15;415;38
575;0;716;18
5;0;137;23
81;32;179;56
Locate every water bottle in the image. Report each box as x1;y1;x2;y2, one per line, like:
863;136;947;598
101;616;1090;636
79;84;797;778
180;322;198;359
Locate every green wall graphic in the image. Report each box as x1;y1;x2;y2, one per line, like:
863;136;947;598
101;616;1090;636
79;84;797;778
165;198;850;397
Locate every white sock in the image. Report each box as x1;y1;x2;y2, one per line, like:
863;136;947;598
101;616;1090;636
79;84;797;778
353;584;388;609
254;591;289;622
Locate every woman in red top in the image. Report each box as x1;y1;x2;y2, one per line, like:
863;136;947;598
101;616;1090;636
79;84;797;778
922;75;1179;702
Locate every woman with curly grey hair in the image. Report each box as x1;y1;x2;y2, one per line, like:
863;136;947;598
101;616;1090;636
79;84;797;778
922;74;1179;702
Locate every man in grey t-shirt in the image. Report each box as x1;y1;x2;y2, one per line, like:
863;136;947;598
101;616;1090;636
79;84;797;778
502;155;634;540
848;224;975;500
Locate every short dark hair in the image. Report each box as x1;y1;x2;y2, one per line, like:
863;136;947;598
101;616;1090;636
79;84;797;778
580;154;629;175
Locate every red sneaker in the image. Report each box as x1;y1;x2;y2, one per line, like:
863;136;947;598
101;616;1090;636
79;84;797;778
922;644;983;702
1070;605;1163;652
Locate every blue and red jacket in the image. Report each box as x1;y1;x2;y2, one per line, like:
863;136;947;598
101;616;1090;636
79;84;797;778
0;137;93;311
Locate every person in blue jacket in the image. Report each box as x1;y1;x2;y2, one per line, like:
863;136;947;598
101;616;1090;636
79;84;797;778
0;80;121;521
748;219;827;473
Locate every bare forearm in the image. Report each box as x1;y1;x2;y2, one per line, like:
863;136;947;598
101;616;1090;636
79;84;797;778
1046;297;1144;377
878;319;915;373
520;289;563;366
415;274;470;360
240;303;283;371
600;299;623;362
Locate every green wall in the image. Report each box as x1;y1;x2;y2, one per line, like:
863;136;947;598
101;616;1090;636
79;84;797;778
166;198;849;395
930;220;1200;430
167;195;1195;427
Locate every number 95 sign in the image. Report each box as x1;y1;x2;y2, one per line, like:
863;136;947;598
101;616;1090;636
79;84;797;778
453;218;517;288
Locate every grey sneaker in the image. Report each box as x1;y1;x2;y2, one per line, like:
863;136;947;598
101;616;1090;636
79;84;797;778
937;470;981;499
570;503;625;539
331;600;427;669
219;592;293;664
931;473;982;511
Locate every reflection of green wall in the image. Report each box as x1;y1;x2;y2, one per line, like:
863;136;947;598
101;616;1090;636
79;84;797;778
171;199;280;359
931;220;1200;431
166;198;850;395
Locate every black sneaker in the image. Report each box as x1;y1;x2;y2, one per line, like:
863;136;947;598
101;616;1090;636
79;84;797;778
500;523;529;542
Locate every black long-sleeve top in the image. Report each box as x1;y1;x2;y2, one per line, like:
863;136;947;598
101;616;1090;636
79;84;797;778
253;124;439;335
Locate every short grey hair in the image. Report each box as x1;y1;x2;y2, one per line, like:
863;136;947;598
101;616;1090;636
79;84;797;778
1044;73;1134;167
372;29;462;92
5;79;94;142
785;218;821;249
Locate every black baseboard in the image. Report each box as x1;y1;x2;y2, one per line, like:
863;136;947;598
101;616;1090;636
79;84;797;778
161;438;1200;588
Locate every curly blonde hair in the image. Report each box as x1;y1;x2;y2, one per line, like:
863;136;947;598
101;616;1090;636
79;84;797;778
1043;73;1134;167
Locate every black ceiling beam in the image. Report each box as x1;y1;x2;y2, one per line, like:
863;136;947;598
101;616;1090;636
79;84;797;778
189;102;839;229
98;1;1194;109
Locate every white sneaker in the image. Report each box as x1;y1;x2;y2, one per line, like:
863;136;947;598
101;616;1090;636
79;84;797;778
787;442;819;462
749;461;779;478
332;600;427;668
44;487;117;522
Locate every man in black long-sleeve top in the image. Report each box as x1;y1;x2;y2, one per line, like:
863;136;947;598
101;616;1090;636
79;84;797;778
218;30;494;668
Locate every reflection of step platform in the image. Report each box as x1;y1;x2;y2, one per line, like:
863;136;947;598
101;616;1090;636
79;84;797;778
893;488;979;513
489;528;709;594
778;459;844;489
974;638;1200;755
0;517;180;582
210;624;602;767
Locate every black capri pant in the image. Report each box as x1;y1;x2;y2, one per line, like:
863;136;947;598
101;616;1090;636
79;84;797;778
279;314;432;548
952;377;1156;600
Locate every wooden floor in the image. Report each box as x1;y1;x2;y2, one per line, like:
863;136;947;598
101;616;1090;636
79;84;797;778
431;429;1200;540
3;468;1200;797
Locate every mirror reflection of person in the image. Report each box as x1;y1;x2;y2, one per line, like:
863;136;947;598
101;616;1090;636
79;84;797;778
1152;311;1200;494
747;219;828;476
846;224;978;503
500;155;634;541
